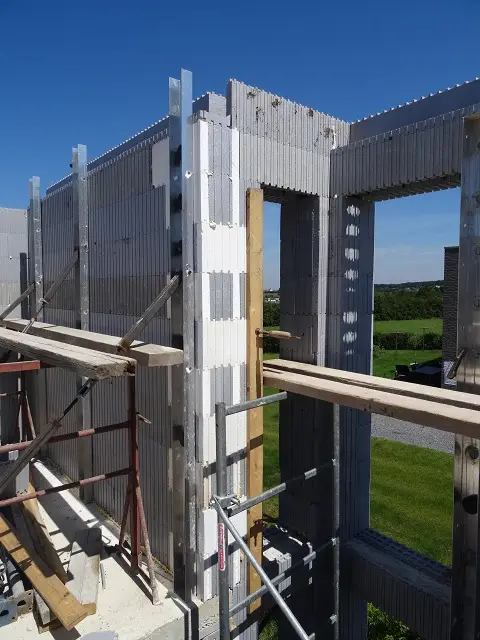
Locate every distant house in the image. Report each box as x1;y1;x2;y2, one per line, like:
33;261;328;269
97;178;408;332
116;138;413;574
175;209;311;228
443;246;459;387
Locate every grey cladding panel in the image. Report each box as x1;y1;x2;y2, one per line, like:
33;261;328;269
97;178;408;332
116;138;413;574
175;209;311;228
345;529;450;640
210;366;233;414
334;104;480;198
209;273;233;320
228;79;349;196
351;78;480;141
208;121;232;225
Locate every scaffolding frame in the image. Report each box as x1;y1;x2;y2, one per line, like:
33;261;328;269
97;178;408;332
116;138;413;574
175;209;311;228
212;392;338;640
0;240;185;607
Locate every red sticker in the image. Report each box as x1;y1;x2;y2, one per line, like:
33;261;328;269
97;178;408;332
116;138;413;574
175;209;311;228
218;523;226;571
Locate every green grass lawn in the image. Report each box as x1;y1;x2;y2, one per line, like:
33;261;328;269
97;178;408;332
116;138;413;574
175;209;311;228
371;438;452;565
261;350;452;638
267;318;442;336
373;318;442;334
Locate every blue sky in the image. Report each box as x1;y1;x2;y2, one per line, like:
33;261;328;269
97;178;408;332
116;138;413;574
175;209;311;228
1;0;477;286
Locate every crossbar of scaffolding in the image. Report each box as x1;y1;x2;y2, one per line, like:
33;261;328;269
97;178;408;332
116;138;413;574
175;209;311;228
226;462;333;517
213;393;325;640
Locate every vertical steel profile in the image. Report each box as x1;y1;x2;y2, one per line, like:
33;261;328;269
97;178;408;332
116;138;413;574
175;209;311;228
170;69;196;600
180;68;196;603
28;177;47;437
29;177;43;317
72;145;93;502
215;402;230;640
450;115;480;640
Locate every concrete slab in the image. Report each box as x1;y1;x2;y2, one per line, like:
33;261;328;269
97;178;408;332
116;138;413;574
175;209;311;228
0;460;186;640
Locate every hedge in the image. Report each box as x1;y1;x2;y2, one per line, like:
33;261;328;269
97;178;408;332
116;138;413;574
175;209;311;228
373;332;442;351
263;332;441;356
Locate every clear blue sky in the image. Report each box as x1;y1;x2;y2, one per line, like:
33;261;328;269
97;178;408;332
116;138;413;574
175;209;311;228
1;0;477;285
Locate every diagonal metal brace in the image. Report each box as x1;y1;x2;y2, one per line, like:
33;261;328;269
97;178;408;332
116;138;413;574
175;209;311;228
0;283;35;322
0;378;97;497
23;250;79;333
0;251;80;363
447;347;467;380
117;275;181;353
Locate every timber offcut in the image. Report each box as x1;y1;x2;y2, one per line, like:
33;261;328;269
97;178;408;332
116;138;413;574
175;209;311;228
1;319;183;367
0;328;135;379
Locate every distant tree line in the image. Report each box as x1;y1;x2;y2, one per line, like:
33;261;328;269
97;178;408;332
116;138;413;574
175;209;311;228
264;284;443;326
373;285;443;321
375;280;442;292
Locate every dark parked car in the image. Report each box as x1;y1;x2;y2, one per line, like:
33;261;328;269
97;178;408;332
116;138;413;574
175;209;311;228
394;361;442;387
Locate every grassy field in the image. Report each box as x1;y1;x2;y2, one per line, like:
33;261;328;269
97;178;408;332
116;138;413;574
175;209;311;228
267;319;442;335
373;318;442;334
261;347;451;638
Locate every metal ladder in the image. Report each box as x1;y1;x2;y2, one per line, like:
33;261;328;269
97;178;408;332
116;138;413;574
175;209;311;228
212;392;339;640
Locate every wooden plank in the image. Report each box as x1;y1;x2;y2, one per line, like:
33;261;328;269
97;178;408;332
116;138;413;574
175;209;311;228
246;188;264;612
11;504;57;628
66;528;101;615
2;319;183;367
0;327;135;379
265;359;480;411
263;368;480;439
0;513;88;630
22;483;69;583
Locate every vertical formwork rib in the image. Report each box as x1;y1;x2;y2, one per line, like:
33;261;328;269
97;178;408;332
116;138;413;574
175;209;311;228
170;69;196;600
72;144;93;502
451;115;480;640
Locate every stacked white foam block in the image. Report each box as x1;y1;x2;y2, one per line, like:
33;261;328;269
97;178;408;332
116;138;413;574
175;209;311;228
194;119;247;599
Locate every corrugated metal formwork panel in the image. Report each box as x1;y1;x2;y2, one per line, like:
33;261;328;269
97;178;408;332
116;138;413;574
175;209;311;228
42;185;76;314
344;529;450;640
87;164;172;568
41;185;78;476
41;139;173;568
333;105;480;199
325;196;375;639
350;77;480;141
227;80;349;196
0;205;25;447
0;208;28;318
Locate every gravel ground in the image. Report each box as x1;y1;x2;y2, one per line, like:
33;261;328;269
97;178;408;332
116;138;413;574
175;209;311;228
371;414;454;454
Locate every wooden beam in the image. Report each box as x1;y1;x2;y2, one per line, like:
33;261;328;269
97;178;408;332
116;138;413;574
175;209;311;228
0;513;88;630
0;328;135;379
246;188;264;612
66;528;101;615
265;359;480;411
263;367;480;439
11;505;54;628
1;319;183;367
22;483;69;583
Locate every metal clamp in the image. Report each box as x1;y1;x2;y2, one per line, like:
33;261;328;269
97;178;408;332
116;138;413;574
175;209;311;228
447;348;467;380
